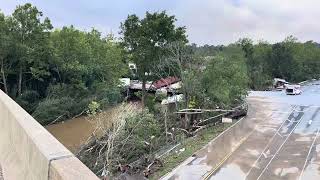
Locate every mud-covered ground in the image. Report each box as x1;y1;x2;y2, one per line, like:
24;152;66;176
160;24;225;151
163;81;320;180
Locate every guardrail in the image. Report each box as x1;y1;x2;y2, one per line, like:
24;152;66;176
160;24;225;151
0;90;99;180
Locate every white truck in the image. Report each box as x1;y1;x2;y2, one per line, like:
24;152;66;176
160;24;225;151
285;85;302;95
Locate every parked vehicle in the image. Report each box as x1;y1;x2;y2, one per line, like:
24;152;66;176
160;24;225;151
285;85;302;95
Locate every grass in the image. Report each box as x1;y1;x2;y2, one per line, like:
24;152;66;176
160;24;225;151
150;122;233;179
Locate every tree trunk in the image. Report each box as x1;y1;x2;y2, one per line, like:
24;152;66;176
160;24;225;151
184;89;189;109
141;79;146;108
0;59;8;94
18;66;23;96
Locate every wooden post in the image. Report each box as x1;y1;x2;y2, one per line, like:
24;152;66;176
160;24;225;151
164;107;168;143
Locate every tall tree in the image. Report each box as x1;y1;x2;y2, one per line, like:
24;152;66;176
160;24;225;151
7;3;52;96
202;46;248;107
120;11;187;106
238;38;255;88
0;12;10;94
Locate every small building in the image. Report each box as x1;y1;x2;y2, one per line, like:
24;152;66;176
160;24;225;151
152;76;180;89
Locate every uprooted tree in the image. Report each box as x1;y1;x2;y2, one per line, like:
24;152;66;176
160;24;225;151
77;104;164;178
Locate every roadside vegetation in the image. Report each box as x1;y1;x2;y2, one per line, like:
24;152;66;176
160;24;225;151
1;3;320;179
149;123;232;179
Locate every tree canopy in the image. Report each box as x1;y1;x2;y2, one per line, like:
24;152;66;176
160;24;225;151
0;4;127;124
120;11;187;106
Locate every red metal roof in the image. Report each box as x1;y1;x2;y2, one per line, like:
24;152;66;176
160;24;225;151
152;76;180;89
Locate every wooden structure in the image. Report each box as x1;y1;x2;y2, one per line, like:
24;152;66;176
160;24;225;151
174;103;248;136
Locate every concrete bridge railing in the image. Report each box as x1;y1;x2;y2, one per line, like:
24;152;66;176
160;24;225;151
0;90;99;180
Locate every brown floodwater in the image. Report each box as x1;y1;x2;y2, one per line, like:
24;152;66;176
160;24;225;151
46;116;97;153
45;105;126;153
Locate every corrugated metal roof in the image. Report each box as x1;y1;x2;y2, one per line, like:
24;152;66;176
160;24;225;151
153;76;180;89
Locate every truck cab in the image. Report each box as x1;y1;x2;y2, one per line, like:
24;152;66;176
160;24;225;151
286;85;302;95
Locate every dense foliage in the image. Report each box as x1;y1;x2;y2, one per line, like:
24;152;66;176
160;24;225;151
0;4;126;124
202;46;248;107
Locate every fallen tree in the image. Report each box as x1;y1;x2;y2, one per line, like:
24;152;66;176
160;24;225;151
77;104;165;179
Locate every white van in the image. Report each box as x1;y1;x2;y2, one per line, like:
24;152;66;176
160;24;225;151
286;85;302;95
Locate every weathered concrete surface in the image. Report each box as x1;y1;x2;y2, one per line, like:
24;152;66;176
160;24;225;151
49;157;98;180
0;90;98;180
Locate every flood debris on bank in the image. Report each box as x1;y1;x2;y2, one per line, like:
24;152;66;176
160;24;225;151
173;103;247;137
76;102;247;179
77;104;165;179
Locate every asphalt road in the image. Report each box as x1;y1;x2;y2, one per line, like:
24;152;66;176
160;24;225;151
163;81;320;180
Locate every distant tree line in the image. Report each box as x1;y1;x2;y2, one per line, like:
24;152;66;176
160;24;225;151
194;37;320;90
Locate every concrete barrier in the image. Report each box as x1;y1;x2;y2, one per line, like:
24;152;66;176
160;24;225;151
0;90;99;180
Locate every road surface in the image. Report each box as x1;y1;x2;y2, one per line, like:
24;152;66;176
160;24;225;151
163;81;320;180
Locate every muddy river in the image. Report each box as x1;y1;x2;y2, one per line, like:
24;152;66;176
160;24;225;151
46;116;97;153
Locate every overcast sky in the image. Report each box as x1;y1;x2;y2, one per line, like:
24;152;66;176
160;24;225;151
1;0;319;45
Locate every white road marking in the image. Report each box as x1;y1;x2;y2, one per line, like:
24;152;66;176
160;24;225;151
298;128;320;180
256;112;304;180
245;106;298;178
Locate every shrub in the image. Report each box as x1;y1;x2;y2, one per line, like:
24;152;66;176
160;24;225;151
86;101;101;115
98;86;122;108
91;82;123;108
46;84;89;99
32;97;87;125
16;90;40;113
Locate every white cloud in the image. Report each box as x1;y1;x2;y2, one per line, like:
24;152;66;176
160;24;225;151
1;0;320;45
172;0;320;45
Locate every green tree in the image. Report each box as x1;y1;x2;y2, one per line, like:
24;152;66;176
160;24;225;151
202;46;248;107
51;26;126;94
120;11;187;106
0;12;11;94
51;26;91;88
250;42;272;89
7;3;53;96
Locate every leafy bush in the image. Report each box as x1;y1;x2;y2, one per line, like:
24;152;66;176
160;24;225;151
16;90;40;113
97;86;122;108
32;97;88;125
86;101;101;115
30;82;123;125
46;84;89;99
121;109;162;161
